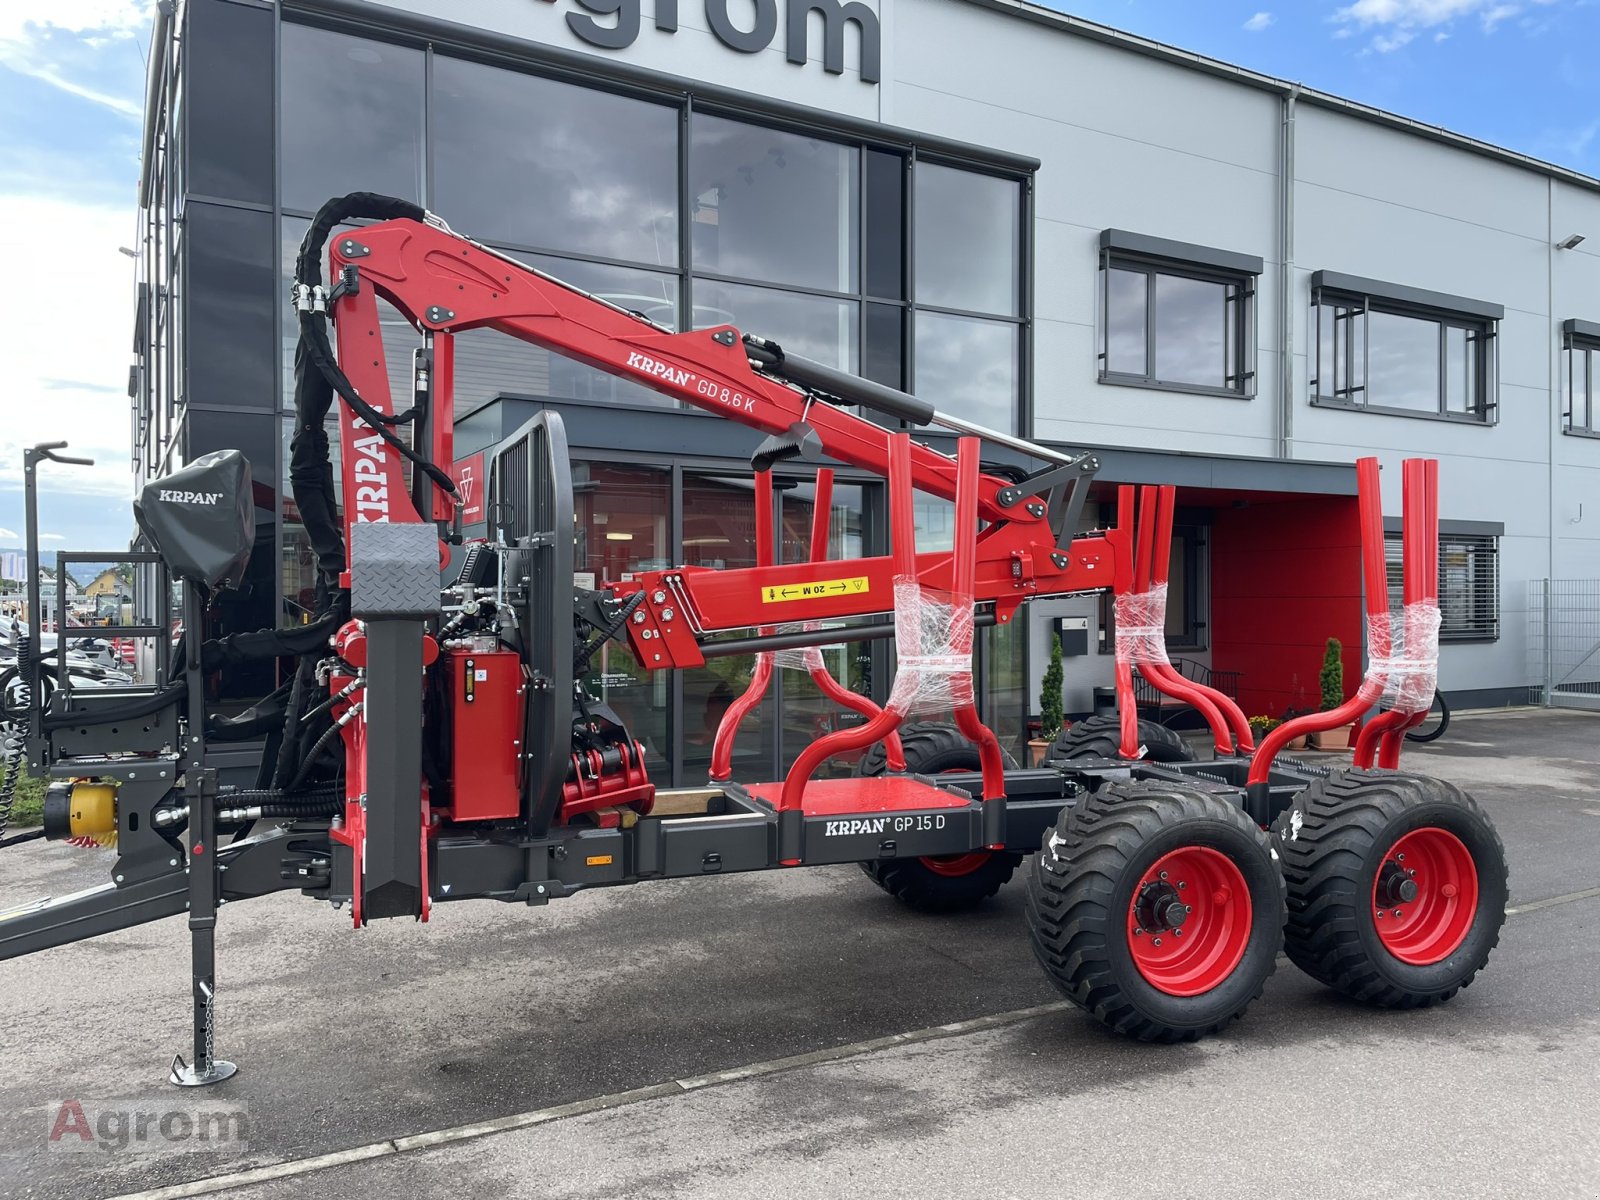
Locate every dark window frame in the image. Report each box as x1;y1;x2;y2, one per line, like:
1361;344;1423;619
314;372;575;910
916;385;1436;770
1097;248;1258;400
1097;518;1209;654
1562;320;1600;439
1311;282;1499;425
1384;530;1500;643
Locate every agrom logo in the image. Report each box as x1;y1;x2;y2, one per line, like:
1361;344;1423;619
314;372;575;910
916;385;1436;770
545;0;882;84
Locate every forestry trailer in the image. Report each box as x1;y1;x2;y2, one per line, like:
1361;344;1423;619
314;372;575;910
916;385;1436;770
0;194;1506;1086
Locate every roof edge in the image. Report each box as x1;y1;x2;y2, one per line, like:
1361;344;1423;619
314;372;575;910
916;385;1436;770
953;0;1600;196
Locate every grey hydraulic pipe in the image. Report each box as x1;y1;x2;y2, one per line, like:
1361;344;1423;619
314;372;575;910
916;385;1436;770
752;341;1079;466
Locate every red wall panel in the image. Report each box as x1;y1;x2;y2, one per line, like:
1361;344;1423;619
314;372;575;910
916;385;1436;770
1210;497;1364;719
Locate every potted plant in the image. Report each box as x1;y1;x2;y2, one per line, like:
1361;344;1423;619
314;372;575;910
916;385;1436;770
1247;714;1281;742
1029;633;1065;766
1309;638;1351;750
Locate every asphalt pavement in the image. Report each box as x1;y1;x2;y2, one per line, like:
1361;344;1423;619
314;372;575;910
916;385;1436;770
1;708;1596;1199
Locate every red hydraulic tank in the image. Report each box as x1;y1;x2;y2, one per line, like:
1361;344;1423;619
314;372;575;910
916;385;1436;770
444;648;525;822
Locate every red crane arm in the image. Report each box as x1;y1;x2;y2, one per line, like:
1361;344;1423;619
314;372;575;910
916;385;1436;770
326;218;1129;666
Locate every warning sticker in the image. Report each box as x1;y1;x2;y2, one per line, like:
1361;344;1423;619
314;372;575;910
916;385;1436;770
761;577;871;604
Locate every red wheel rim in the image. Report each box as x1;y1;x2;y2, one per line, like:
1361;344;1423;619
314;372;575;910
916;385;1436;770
919;852;991;877
1127;847;1253;997
917;764;992;876
1372;826;1478;965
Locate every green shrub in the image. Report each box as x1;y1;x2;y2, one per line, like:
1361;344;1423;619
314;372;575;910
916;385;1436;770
1039;633;1065;742
3;764;45;828
1319;638;1344;712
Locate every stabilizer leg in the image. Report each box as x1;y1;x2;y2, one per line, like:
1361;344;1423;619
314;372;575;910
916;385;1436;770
170;766;236;1087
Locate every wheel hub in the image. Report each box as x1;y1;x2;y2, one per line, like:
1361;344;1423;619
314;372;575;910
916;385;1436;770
1127;846;1253;997
1377;861;1420;906
1372;826;1479;965
1135;882;1189;933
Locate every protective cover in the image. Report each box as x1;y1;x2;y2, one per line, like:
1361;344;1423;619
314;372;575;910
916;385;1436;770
134;450;254;589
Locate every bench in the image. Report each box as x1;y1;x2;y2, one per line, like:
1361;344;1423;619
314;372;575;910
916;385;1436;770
1134;658;1243;728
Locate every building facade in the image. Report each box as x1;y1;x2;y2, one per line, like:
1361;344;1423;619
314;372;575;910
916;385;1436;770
131;0;1600;783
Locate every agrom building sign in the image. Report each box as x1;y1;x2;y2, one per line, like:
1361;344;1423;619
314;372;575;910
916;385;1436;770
543;0;882;83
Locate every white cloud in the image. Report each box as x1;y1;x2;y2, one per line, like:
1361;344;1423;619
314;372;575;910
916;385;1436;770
1373;28;1418;49
39;534;67;542
0;2;152;120
1333;0;1562;50
1243;12;1275;31
0;2;151;45
0;528;16;542
0;194;138;503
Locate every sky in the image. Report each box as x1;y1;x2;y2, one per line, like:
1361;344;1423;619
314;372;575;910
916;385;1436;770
1;0;1598;552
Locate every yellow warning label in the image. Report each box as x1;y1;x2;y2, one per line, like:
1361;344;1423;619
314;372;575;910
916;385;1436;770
586;854;615;867
761;577;871;604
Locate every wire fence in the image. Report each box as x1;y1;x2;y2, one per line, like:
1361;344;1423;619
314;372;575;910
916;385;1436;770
1528;580;1600;709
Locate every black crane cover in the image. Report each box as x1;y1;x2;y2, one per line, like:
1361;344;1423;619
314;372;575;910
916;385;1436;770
135;450;254;589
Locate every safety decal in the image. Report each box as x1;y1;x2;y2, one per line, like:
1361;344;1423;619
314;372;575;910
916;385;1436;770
761;577;870;604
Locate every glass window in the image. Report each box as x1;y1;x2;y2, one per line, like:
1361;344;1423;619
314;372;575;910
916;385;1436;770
280;26;424;213
695;280;858;371
189;202;277;409
281;220;681;417
864;150;905;300
1100;257;1251;395
1563;334;1599;435
914;312;1017;433
573;462;673;783
280;217;417;413
983;619;1026;761
777;480;869;773
1366;310;1441;412
1313;289;1495;422
681;473;776;781
690;115;858;293
432;57;678;267
1105;268;1147;377
914;163;1019;317
1385;531;1499;641
189;0;274;205
863;302;905;389
456;253;680;416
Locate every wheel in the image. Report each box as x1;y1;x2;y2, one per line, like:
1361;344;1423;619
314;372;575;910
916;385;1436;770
1024;779;1284;1042
1271;769;1506;1008
1403;693;1451;744
1048;713;1194;764
856;722;1022;912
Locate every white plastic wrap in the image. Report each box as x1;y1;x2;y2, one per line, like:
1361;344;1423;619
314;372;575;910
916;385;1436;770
885;577;976;716
1368;601;1441;715
770;622;828;674
1114;584;1171;667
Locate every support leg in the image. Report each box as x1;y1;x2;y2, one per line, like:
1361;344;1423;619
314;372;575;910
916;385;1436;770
169;767;236;1087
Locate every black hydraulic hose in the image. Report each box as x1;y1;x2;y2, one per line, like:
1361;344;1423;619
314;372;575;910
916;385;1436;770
297;312;459;499
299;677;363;727
294;193;458;499
575;592;645;674
0;829;44;849
288;709;357;793
217;787;342;820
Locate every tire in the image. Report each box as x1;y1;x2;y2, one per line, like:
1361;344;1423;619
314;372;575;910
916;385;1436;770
1271;769;1506;1008
1048;713;1194;764
1403;693;1451;744
856;722;1021;912
1024;779;1284;1042
854;721;1017;778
